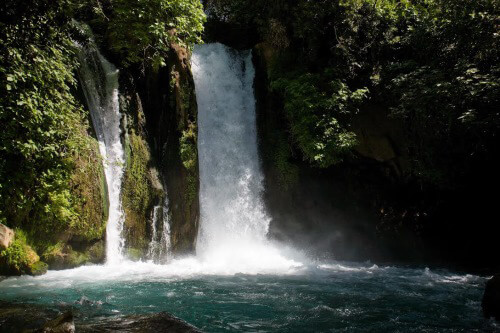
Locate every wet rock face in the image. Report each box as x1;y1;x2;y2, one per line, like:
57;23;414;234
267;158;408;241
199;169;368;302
0;223;14;250
483;274;500;321
0;302;70;332
0;302;200;333
134;42;200;256
39;311;75;333
78;312;201;332
119;75;165;261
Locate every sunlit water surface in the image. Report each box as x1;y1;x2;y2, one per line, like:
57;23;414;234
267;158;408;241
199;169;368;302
0;260;495;332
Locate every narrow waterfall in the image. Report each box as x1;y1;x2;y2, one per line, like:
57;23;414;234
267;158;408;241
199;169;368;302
192;43;297;272
147;196;171;263
77;44;125;264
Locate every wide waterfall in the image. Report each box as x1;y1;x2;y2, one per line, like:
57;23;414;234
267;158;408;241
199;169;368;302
192;43;299;273
77;44;125;264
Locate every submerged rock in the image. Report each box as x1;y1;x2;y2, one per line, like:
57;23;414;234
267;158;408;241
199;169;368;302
0;302;198;332
78;312;201;332
39;311;75;333
483;274;500;321
0;223;14;250
0;302;69;332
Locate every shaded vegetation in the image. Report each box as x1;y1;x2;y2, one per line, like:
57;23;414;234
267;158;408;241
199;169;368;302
207;0;499;188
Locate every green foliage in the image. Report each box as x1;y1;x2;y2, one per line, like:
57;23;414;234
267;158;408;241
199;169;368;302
0;2;91;239
1;0;205;269
272;72;368;168
108;0;206;66
180;122;198;205
382;0;500;187
180;122;198;171
0;0;110;258
0;230;46;276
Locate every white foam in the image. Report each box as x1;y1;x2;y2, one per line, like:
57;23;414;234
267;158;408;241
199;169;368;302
318;263;380;272
191;43;301;274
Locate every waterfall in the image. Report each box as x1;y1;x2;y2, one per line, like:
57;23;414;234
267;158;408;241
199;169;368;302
77;43;125;264
147;196;171;263
192;43;298;273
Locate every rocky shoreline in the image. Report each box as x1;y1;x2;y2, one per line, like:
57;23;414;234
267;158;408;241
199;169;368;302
0;301;201;333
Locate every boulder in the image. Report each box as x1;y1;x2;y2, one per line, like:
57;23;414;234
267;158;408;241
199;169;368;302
0;233;47;276
78;312;202;332
40;311;75;333
0;302;70;332
0;223;14;250
482;274;500;321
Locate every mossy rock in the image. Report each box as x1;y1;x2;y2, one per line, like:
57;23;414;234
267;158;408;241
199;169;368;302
86;240;105;263
126;248;144;262
122;122;163;258
69;135;108;242
0;232;47;276
42;241;102;270
30;261;48;276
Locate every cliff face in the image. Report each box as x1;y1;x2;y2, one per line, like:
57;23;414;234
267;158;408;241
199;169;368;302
253;42;500;270
119;73;165;260
132;42;200;256
117;41;201;258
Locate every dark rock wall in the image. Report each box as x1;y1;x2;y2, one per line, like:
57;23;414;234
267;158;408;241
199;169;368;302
133;43;200;256
119;73;165;260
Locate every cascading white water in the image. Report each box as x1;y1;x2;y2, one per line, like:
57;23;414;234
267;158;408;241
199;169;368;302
147;196;171;263
192;43;300;273
77;44;125;264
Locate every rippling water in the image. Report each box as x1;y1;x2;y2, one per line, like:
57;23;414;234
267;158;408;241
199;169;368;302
0;261;495;332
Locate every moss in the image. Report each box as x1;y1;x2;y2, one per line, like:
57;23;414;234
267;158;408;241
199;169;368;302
42;241;100;269
122;131;157;253
66;250;90;267
180;122;198;171
122;125;163;256
0;230;47;276
85;241;105;263
179;125;198;219
179;120;199;208
69;134;108;242
123;132;156;215
185;172;198;209
126;248;143;262
30;261;48;276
